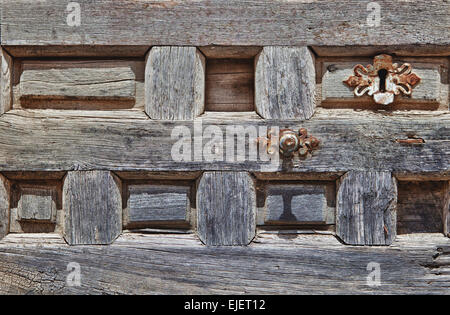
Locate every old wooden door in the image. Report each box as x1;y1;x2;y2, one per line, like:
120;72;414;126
0;0;448;294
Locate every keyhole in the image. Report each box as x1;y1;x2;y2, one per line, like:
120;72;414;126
377;69;388;92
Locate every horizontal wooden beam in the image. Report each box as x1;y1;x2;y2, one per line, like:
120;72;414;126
1;1;449;47
0;233;448;294
0;109;448;174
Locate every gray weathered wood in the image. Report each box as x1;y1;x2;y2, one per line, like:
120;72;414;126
145;47;205;120
445;182;450;237
197;172;256;246
255;46;316;119
0;109;448;174
320;58;449;109
0;175;10;241
18;60;138;109
17;186;57;222
2;1;449;47
263;183;335;225
397;181;447;235
126;185;189;224
63;171;122;245
206;59;254;112
0;233;449;294
337;171;397;246
0;48;13;115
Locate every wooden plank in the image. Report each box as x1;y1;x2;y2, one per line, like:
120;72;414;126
197;172;256;246
3;45;150;58
0;109;448;174
125;184;190;224
312;45;450;57
0;233;449;294
262;182;335;225
255;46;316;119
0;48;13;115
206;59;254;112
397;181;447;235
63;171;122;245
336;171;398;246
320;58;449;110
145;47;205;120
445;182;450;237
0;175;10;241
18;60;140;109
2;1;449;47
199;46;262;59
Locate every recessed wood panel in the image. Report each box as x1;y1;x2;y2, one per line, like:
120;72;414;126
397;181;447;235
205;58;254;112
16;60;144;110
127;185;190;223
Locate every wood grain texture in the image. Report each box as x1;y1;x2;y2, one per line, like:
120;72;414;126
145;47;205;120
126;185;189;223
320;58;449;110
0;48;13;115
263;182;335;225
17;60;142;110
206;59;254;112
63;171;122;245
336;171;397;246
17;186;56;222
255;46;316;119
0;233;449;294
2;1;449;47
0;109;448;174
199;46;262;59
445;182;450;237
397;181;447;235
197;172;256;246
0;175;10;241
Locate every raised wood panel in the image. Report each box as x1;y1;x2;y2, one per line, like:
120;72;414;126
16;60;143;110
145;47;205;120
397;181;448;235
197;172;256;246
336;171;398;246
2;1;448;47
255;46;316;119
319;57;449;110
17;186;56;222
63;171;122;245
258;182;335;226
206;58;254;112
0;48;13;115
0;110;448;174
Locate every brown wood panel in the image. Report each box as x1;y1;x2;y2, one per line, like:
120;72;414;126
205;58;254;112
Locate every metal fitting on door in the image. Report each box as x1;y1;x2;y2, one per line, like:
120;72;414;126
260;128;320;158
343;54;421;105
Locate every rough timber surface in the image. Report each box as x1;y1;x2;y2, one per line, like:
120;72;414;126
0;109;447;174
0;233;448;294
1;1;449;47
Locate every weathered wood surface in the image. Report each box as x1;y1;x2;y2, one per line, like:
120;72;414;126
63;171;122;245
197;172;256;246
262;182;335;225
0;48;13;115
199;46;262;59
320;58;449;110
125;184;190;224
255;46;316;119
0;109;447;174
16;60;143;110
0;175;9;241
336;171;397;246
205;58;254;112
0;233;448;294
397;181;447;235
445;182;450;237
17;186;56;222
2;1;449;47
145;47;205;120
